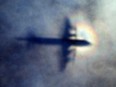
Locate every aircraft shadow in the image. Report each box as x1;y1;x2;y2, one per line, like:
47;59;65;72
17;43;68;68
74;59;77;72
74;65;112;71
16;18;91;71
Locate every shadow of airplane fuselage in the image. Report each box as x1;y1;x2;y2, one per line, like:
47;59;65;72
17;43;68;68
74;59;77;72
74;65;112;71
16;37;90;46
16;18;91;71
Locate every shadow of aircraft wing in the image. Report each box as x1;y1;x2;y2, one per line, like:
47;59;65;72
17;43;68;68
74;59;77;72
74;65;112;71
59;18;91;71
59;17;73;71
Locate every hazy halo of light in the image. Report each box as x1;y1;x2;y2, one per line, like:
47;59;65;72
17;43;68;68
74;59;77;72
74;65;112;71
75;22;98;58
69;13;99;59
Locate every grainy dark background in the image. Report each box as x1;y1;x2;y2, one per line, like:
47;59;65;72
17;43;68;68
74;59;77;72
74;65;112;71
0;0;116;87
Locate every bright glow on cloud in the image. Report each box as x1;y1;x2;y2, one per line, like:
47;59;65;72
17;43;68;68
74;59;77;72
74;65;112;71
69;13;99;59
